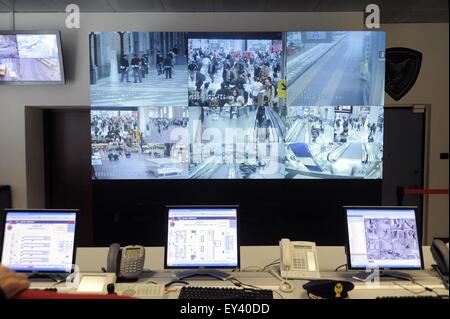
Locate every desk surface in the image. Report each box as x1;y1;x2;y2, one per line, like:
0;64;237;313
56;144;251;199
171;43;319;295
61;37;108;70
28;246;448;299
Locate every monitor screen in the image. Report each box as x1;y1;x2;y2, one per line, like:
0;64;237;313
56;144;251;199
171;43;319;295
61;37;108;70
284;105;383;178
0;210;77;272
345;207;423;270
0;32;65;84
286;31;385;106
165;206;239;268
89;32;188;107
187;33;283;107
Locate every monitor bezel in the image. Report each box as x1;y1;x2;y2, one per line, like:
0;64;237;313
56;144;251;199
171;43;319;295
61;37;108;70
164;205;240;270
0;30;66;85
343;205;424;271
0;209;79;274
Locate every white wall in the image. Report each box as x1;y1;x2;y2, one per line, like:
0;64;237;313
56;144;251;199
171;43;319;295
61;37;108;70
0;12;448;242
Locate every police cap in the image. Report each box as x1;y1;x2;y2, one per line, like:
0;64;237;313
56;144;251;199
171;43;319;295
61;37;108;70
303;279;354;299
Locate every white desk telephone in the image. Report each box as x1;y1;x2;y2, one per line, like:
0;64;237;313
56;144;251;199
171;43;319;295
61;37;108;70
279;238;320;279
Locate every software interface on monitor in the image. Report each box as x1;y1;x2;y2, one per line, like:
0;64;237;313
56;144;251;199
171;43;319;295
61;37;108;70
166;207;238;267
1;211;76;272
346;208;422;269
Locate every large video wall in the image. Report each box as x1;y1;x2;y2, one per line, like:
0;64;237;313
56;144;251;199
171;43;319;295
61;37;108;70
89;31;385;180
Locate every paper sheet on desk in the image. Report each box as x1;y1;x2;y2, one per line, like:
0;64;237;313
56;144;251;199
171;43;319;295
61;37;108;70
77;276;107;293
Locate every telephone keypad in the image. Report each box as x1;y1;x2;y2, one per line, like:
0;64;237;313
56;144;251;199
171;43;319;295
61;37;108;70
293;253;307;270
122;258;144;274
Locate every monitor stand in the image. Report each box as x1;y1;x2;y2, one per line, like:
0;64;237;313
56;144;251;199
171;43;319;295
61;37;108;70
175;269;233;281
353;269;412;282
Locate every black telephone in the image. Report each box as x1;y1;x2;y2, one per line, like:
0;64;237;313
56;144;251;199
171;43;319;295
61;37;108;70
430;239;449;289
106;243;145;280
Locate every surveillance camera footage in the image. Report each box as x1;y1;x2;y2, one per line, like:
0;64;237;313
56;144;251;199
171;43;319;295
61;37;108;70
89;31;385;180
187;38;283;108
284;105;383;179
0;34;62;82
89;32;188;107
188;105;285;179
91;107;189;179
91;105;383;180
286;31;385;106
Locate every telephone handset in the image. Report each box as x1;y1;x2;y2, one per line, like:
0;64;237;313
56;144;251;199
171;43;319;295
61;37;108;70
431;239;449;276
107;243;145;280
430;239;449;289
280;238;320;279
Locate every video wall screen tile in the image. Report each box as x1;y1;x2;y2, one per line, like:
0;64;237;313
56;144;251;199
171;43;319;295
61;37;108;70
189;106;285;179
89;32;188;107
187;33;283;109
91;106;189;179
286;31;385;106
284;105;383;179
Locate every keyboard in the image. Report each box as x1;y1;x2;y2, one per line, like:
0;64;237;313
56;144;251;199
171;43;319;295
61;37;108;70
178;286;273;299
115;283;165;298
376;295;446;299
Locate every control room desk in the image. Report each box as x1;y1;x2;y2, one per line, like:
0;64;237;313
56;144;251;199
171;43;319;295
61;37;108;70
29;246;448;299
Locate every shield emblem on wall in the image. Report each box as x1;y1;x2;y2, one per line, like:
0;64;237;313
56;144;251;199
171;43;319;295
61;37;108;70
385;47;422;101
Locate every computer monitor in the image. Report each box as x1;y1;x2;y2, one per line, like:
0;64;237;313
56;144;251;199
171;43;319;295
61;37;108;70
0;31;65;85
164;206;239;280
344;206;423;279
0;209;78;275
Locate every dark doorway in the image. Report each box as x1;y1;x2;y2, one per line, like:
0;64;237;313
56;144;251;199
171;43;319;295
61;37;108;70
382;106;426;238
43;109;93;246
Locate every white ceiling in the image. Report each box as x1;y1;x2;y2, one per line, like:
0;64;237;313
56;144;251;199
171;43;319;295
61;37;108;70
0;0;448;23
